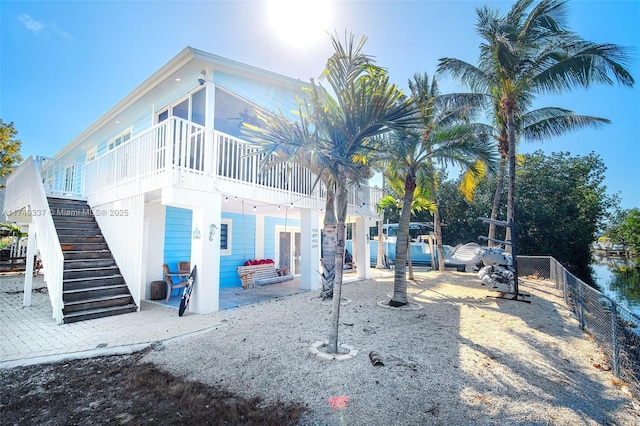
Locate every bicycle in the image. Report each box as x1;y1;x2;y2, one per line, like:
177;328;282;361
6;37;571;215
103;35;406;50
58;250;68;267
179;265;197;317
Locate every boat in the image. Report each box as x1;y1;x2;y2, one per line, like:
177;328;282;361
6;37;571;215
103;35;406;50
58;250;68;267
346;223;479;271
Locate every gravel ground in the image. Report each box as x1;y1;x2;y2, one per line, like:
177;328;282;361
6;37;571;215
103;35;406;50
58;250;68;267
143;270;640;425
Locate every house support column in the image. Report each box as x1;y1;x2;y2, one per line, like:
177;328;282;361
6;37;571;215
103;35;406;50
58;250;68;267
189;195;221;314
23;225;35;307
300;209;321;291
354;217;371;280
143;203;166;300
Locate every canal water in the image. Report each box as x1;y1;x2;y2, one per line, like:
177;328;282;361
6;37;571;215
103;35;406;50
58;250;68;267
590;255;640;318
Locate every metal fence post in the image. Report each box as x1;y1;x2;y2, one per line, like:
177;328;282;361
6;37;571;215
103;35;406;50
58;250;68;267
611;301;620;376
578;279;585;329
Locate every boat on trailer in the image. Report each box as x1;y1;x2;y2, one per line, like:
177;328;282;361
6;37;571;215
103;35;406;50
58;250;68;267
347;223;482;271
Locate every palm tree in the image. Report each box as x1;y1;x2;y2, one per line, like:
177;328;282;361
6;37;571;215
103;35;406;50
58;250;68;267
378;177;435;280
381;73;497;306
439;0;634;254
486;104;610;244
244;33;418;353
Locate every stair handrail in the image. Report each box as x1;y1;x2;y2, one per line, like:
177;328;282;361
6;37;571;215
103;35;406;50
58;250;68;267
5;156;65;323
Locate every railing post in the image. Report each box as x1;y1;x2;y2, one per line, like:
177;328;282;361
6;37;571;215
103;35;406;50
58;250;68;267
611;301;620;376
578;279;585;329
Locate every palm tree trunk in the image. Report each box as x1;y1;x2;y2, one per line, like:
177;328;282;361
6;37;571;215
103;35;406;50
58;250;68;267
434;206;446;271
506;104;517;253
321;184;338;300
488;156;507;246
430;170;446;272
390;174;416;306
327;183;348;353
376;218;386;268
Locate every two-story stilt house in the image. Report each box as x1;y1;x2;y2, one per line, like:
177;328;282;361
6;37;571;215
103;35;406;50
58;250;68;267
5;47;379;324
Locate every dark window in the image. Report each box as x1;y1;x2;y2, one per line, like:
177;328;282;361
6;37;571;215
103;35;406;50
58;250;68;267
220;223;228;250
191;88;206;126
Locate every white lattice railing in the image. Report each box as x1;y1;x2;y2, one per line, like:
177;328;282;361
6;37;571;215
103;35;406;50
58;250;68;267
4;156;65;324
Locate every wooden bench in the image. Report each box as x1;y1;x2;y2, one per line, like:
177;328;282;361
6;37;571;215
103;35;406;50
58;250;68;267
236;263;293;288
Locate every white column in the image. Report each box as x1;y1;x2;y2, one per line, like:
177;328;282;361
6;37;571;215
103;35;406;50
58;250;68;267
204;79;216;177
355;217;371;280
255;215;265;260
142;203;166;299
23;225;35;307
300;209;321;291
189;194;222;314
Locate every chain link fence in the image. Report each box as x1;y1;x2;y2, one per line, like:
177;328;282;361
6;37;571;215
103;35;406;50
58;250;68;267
519;255;640;399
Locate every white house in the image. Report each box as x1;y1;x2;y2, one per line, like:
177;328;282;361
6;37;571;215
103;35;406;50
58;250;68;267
5;47;379;324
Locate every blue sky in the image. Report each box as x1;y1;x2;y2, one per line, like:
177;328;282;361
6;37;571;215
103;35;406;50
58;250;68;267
1;0;639;209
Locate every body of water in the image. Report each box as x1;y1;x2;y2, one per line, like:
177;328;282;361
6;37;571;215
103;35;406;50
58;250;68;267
590;255;640;318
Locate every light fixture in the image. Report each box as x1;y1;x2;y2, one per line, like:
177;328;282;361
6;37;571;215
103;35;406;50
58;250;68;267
175;77;181;82
198;70;207;86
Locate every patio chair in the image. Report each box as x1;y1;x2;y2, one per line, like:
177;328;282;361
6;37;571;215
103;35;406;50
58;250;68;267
162;263;189;302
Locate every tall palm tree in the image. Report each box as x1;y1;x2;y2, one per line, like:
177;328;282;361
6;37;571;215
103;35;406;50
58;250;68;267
245;32;418;353
486;104;610;244
439;0;634;254
381;73;497;306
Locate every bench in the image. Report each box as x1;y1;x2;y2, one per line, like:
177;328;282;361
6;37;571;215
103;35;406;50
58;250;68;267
236;263;293;288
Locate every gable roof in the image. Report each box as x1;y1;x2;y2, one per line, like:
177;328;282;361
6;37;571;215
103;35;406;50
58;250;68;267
55;46;315;160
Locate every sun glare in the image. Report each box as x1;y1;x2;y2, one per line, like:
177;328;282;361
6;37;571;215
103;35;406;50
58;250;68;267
268;0;332;47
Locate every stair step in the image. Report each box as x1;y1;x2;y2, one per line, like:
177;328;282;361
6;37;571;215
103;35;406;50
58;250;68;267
52;222;100;229
52;216;97;223
63;275;125;291
63;284;130;302
64;258;116;269
58;235;106;244
60;243;109;251
63;304;138;323
47;198;90;210
64;251;113;260
63;294;134;313
63;266;121;280
56;228;102;237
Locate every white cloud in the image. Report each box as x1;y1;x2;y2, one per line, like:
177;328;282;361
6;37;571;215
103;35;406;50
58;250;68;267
18;14;44;32
17;13;72;41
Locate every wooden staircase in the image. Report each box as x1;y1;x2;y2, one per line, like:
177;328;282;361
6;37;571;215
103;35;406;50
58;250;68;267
48;197;137;323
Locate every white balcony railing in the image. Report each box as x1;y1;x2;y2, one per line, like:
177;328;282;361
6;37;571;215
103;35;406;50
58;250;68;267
10;117;378;217
85;117;210;204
